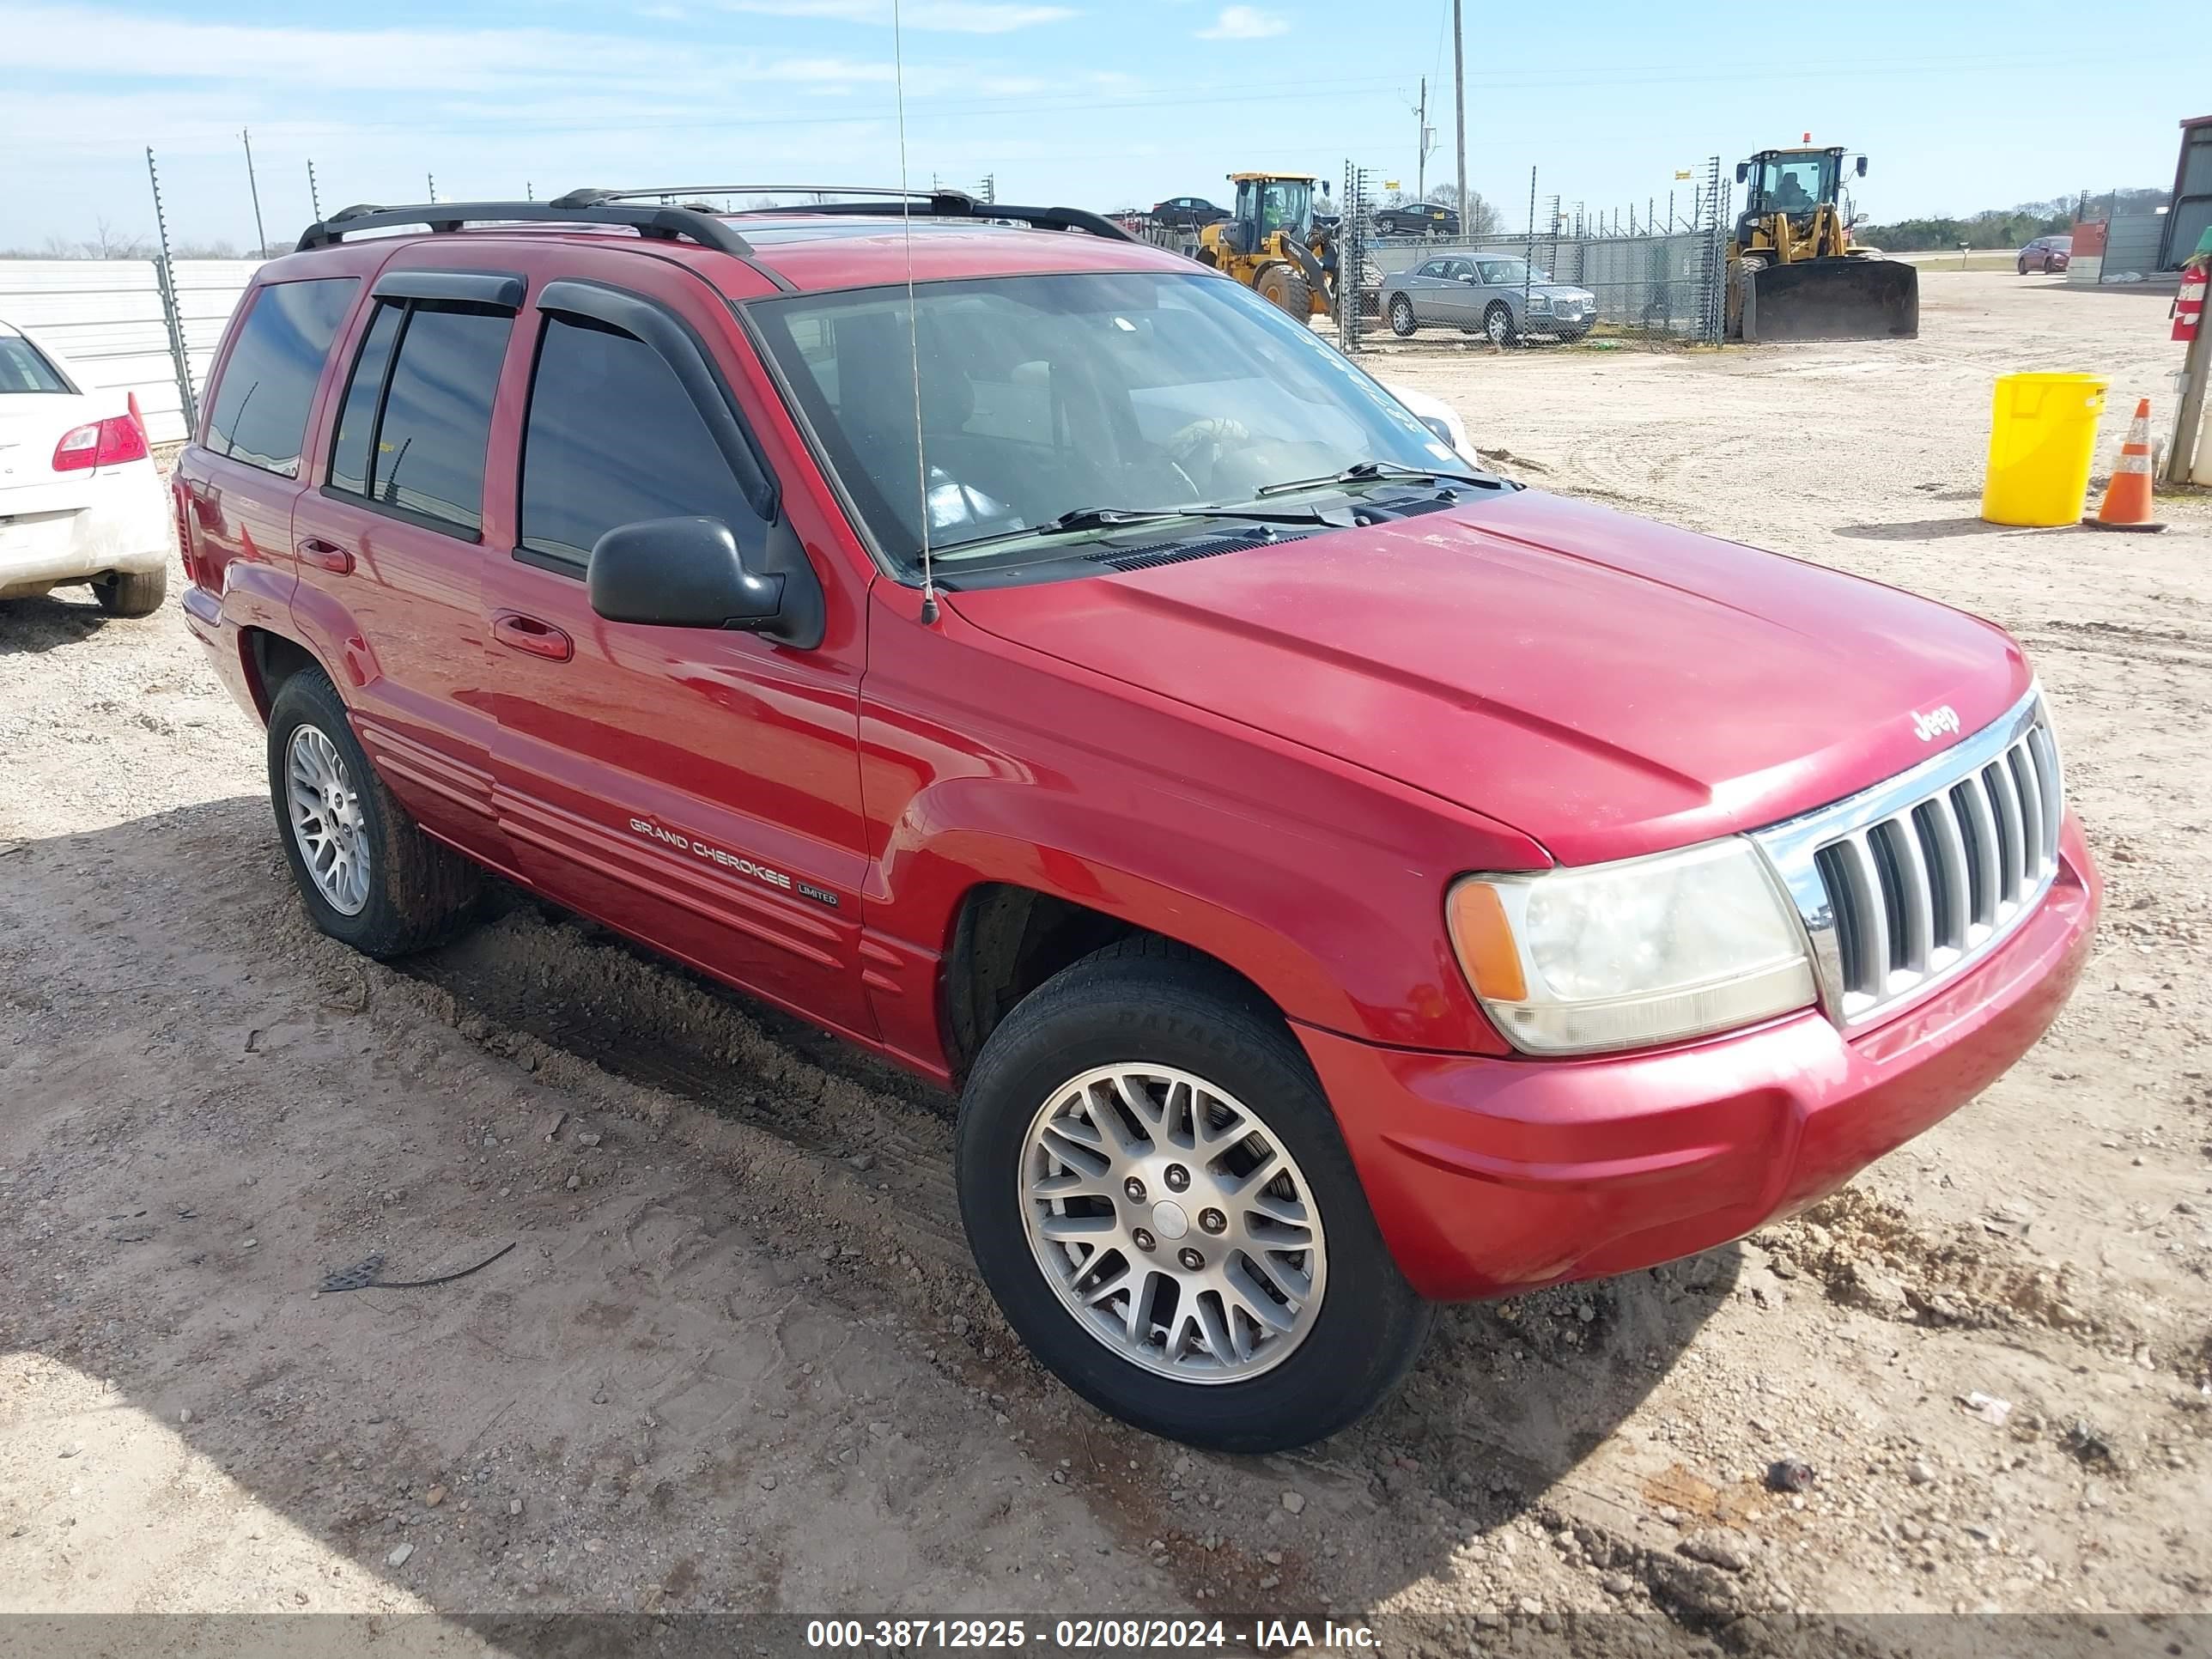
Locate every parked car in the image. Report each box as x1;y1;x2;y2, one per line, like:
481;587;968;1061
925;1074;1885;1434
1377;380;1478;465
1373;202;1460;238
0;319;167;615
177;189;2098;1452
1382;254;1598;343
2017;234;2072;275
1151;196;1228;231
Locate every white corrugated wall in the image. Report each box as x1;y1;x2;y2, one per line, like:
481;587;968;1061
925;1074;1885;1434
0;259;260;443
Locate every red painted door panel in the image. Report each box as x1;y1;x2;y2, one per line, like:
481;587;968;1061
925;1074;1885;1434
477;246;876;1039
288;275;524;862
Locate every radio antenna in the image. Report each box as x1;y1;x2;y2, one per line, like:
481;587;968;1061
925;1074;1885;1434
891;0;939;624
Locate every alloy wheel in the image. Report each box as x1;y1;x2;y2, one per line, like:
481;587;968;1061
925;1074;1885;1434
286;723;371;915
1018;1063;1328;1383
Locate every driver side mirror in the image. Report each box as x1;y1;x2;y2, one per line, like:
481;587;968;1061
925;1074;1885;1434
1856;155;1869;178
589;516;785;633
1735;161;1749;185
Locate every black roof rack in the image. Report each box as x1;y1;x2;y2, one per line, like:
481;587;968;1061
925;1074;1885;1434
294;199;760;258
555;185;1139;245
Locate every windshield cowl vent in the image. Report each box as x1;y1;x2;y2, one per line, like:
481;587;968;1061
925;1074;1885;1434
1086;531;1305;573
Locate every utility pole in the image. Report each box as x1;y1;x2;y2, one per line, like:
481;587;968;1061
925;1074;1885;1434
427;173;438;204
307;158;322;222
1451;0;1468;227
1413;77;1431;203
241;128;266;257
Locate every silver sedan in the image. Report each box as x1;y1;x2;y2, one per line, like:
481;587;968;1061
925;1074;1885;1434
1381;254;1598;345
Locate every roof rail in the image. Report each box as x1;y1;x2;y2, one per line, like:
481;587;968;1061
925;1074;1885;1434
295;200;761;259
555;185;1139;244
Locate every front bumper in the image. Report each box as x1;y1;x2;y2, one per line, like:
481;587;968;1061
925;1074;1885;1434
1297;811;2099;1301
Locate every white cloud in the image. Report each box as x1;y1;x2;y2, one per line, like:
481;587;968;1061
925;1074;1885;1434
720;0;1076;31
1195;3;1285;36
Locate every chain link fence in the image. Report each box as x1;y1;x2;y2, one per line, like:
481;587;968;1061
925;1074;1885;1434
1352;159;1729;350
1114;160;1730;353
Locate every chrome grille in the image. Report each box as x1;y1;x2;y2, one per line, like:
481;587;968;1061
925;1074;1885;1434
1753;689;2063;1026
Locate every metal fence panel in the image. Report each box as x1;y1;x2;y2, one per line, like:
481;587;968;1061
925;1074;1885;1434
0;258;258;442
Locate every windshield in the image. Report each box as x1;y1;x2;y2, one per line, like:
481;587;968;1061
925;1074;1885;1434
1754;153;1837;214
1237;178;1313;241
750;271;1459;570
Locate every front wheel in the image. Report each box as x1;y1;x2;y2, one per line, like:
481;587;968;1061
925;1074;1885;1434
1388;294;1418;337
1255;263;1312;321
1484;302;1517;347
956;942;1431;1451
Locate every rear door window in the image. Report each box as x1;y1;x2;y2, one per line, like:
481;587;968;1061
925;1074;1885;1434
517;313;757;568
325;301;512;536
204;277;358;477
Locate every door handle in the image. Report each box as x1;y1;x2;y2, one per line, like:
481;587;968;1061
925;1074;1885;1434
492;611;574;662
296;536;354;574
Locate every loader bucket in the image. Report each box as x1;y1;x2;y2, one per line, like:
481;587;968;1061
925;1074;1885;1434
1741;258;1919;343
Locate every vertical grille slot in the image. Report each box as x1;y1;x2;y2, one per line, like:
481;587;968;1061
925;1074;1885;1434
1952;778;1998;928
1762;695;2066;1028
1815;843;1867;994
1984;762;2025;907
1913;799;1968;956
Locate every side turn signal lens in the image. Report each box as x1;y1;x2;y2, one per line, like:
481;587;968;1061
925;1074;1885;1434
1445;879;1528;1002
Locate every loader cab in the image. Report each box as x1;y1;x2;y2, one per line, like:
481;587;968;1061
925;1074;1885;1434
1735;147;1850;243
1226;173;1316;256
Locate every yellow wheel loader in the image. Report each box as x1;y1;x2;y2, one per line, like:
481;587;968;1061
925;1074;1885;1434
1727;146;1918;342
1197;173;1340;319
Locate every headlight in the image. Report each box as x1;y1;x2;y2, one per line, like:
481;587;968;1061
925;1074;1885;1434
1528;295;1551;310
1447;839;1815;1054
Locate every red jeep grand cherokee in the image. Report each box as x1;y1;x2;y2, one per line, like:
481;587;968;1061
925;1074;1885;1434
175;187;2098;1451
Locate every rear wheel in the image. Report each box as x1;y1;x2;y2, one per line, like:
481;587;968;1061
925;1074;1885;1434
1255;264;1312;321
267;666;479;958
1484;301;1517;347
1389;294;1418;337
956;942;1431;1451
90;567;167;617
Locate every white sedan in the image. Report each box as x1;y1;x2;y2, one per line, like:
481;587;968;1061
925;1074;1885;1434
1377;379;1480;469
1;319;169;616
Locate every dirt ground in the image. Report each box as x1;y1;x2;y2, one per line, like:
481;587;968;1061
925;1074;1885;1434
3;270;2209;1654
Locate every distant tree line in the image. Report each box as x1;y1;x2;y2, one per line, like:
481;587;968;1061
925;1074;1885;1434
1859;187;2169;252
0;216;286;260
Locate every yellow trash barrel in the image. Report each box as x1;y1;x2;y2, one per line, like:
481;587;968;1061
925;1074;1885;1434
1981;373;2107;526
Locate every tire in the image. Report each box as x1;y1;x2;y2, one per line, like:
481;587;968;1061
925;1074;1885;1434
2018;258;2030;276
91;566;167;617
1388;295;1418;337
266;665;479;958
1255;264;1312;321
1484;301;1517;347
956;939;1432;1451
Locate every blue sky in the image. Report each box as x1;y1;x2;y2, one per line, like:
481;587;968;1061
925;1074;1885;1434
1;0;2203;250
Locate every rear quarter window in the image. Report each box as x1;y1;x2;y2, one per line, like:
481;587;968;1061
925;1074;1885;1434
204;277;358;477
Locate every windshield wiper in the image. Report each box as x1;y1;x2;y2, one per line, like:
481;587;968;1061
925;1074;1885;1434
1254;459;1509;497
936;501;1348;557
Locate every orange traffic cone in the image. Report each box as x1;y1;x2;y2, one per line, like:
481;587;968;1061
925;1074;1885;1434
2084;398;2166;531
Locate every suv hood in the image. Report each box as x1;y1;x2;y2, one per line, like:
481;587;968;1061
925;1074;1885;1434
947;489;2030;866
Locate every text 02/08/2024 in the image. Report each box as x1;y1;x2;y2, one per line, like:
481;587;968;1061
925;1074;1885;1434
802;1620;1377;1650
